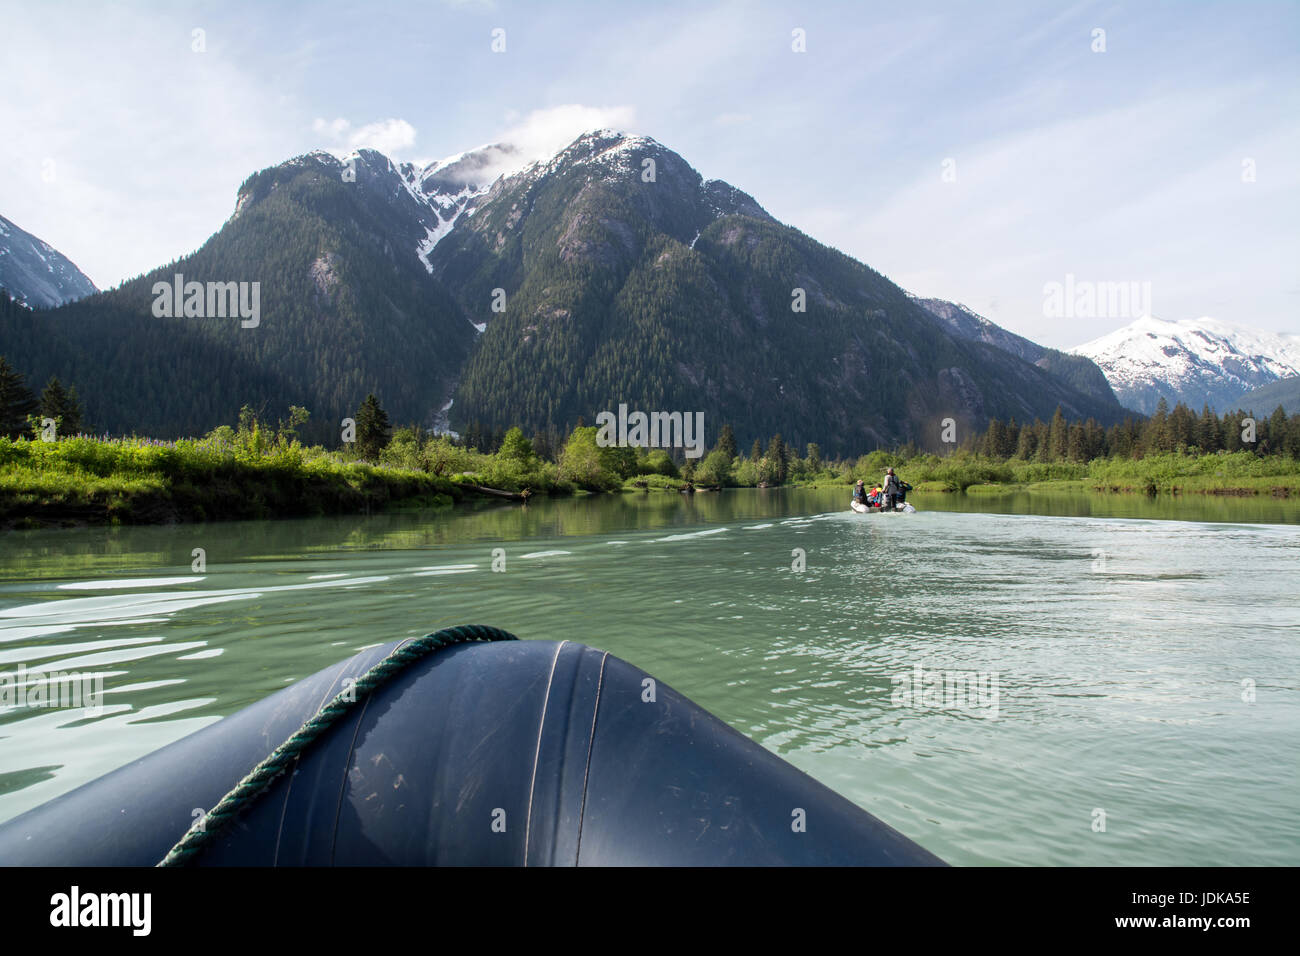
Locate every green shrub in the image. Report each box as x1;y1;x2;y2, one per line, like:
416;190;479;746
906;456;1013;490
694;449;734;486
625;473;687;491
643;449;679;477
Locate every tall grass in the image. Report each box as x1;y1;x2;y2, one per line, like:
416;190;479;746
0;436;463;527
890;456;1015;491
1086;451;1299;493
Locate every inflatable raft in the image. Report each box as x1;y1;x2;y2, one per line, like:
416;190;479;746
851;500;917;513
0;626;943;867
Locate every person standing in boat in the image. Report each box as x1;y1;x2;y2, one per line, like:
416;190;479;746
881;467;903;511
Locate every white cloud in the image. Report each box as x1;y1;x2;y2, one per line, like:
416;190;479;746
497;104;638;163
348;118;418;156
412;104;640;184
313;117;419;159
312;117;351;139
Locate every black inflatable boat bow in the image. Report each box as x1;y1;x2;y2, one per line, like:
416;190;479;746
157;624;519;867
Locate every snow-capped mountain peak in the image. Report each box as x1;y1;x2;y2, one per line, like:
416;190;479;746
237;130;767;337
556;129;659;173
1072;315;1300;414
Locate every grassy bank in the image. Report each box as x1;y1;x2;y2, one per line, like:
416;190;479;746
0;436;478;529
1;411;654;528
896;452;1300;497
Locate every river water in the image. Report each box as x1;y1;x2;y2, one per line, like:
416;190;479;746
1;487;1297;865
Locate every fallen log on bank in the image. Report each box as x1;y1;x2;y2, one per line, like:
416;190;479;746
464;484;531;501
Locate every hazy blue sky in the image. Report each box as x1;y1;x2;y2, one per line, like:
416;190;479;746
3;0;1297;347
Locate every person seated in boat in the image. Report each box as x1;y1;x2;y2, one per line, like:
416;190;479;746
882;467;903;511
868;484;883;507
852;479;870;508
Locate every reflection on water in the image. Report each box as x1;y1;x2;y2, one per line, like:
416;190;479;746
1;487;1297;865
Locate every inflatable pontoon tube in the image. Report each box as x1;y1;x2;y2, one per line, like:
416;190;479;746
0;634;944;866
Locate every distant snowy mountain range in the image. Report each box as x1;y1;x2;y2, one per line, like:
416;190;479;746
908;298;1300;418
1072;316;1300;415
0;214;97;308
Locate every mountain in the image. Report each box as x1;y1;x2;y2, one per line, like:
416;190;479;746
911;297;1124;410
1;130;1128;452
1236;375;1300;416
422;130;1125;452
0;148;479;440
1073;316;1300;415
0;214;97;308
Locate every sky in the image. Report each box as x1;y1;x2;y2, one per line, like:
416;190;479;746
1;0;1297;348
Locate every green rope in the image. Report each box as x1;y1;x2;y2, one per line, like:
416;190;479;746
157;624;519;867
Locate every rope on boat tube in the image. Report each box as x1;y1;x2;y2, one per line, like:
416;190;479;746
157;623;520;867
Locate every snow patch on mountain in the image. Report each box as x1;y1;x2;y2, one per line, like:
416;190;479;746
401;147;517;277
415;183;492;272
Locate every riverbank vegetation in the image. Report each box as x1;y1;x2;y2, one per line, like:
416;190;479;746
0;433;463;528
2;362;1298;528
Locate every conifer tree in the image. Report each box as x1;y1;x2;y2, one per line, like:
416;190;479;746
1004;418;1020;457
0;356;38;439
1146;397;1171;453
715;424;737;463
1266;405;1289;454
40;376;83;436
984;418;1007;458
1047;407;1068;461
1014;420;1038;460
1198;404;1221;452
355;393;391;460
765;434;789;483
1066;423;1087;462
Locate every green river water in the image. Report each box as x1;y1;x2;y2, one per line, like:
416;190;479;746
1;487;1297;865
